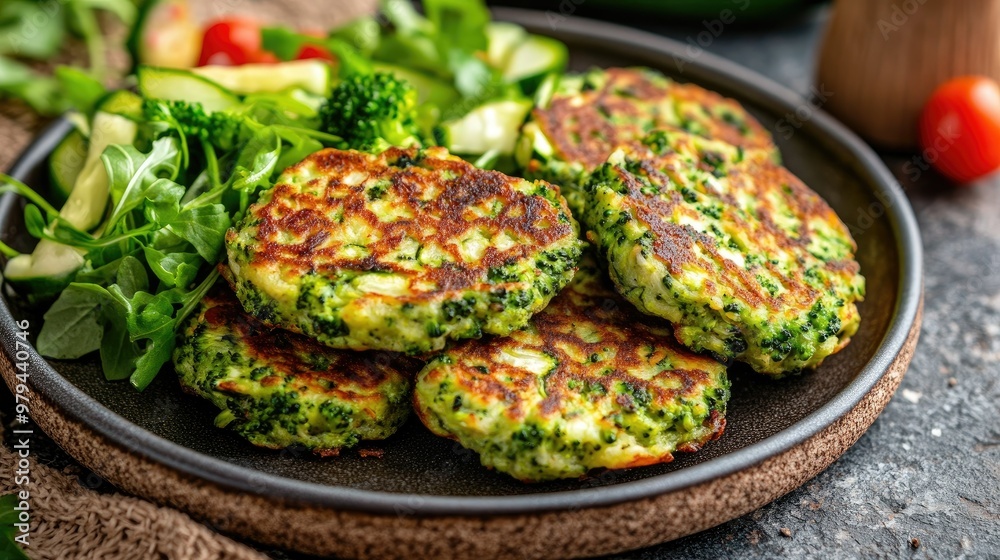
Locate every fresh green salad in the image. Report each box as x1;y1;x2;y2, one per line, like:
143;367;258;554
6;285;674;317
0;0;568;390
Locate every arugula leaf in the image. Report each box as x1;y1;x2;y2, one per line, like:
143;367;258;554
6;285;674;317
102;137;181;232
227;126;280;192
141;178;185;224
127;268;219;390
36;284;104;359
143;246;201;288
165;203;230;262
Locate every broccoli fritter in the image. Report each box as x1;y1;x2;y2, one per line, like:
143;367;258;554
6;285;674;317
173;285;418;454
319;72;423;150
581;130;865;376
225;146;585;354
516;67;778;216
413;252;729;482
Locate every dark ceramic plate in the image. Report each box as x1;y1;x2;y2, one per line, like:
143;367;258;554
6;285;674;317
0;8;922;558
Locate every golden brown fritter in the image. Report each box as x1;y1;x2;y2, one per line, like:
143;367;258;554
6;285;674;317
225;146;585;354
517;67;778;216
582;129;865;375
414;252;729;482
173;285;418;453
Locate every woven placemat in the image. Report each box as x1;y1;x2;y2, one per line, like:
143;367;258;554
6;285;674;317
1;1;375;558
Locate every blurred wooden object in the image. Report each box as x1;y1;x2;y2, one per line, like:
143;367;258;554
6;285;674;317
817;0;1000;150
191;0;377;30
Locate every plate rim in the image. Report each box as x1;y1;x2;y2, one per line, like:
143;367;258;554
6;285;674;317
0;7;923;516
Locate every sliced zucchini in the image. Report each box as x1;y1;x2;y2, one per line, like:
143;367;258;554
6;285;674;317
5;112;138;301
96;90;144;121
127;0;201;71
502;34;569;94
193;60;334;96
137;66;241;112
49;130;87;205
486;22;527;70
439;98;533;156
372;63;459;107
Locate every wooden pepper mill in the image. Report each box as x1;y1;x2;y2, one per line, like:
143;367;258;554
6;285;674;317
817;0;1000;150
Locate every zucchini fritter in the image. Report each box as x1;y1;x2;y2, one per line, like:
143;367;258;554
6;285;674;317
226;146;585;354
173;286;418;453
582;130;865;376
414;252;729;482
517;67;778;216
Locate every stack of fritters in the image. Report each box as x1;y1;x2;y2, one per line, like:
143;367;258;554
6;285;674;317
174;67;865;481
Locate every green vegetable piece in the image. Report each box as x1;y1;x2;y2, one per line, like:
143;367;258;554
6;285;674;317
319;72;423;150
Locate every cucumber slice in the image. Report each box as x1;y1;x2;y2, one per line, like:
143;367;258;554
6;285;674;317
127;0;201;71
502;35;569;94
6;112;138;301
96;89;144;121
372;63;459;107
4;240;86;303
439;98;533;156
486;22;527;70
137;66;241;112
49;130;87;205
63;112;138;230
193;60;333;96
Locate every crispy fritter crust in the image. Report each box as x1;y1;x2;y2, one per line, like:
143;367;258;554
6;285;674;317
173;285;418;453
414;252;729;482
518;67;778;216
582;130;865;375
226;146;585;353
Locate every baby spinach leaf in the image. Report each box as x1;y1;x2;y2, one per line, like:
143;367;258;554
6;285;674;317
36;285;104;359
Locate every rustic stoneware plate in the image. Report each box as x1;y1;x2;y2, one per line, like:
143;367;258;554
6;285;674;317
0;8;922;560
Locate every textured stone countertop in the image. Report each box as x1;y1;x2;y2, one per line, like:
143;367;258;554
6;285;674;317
2;5;998;560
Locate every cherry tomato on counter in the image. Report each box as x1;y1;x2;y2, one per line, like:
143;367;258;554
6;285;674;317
919;76;1000;184
197;18;262;66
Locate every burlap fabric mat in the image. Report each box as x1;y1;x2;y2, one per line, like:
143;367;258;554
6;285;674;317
1;1;374;558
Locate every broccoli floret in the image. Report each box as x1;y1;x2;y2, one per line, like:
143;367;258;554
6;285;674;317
319;72;423;151
143;99;243;151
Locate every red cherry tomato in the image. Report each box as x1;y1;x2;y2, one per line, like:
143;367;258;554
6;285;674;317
295;44;335;61
919;76;1000;184
197;18;261;66
247;50;280;64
